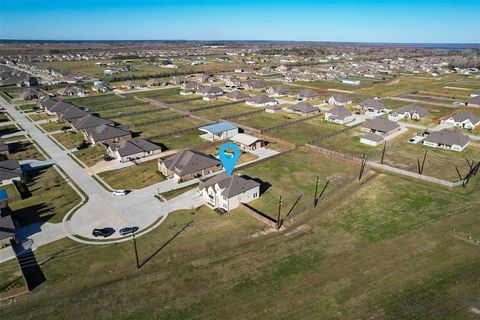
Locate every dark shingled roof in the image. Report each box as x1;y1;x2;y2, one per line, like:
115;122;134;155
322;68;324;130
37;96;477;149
199;173;260;198
0;159;22;181
394;105;428;117
113;138;161;157
326;105;353;120
362;117;400;132
330;94;352;104
162;150;221;177
298;89;321;99
424;129;470;147
71;114;113;131
225;90;250;100
87;124;131;142
286;102;317;114
360;99;385;111
247;94;277;104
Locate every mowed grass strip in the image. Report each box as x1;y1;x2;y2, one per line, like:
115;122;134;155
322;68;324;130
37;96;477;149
51;131;85;149
98;160;165;190
73;146;106;167
135;116;209;138
268;117;341;145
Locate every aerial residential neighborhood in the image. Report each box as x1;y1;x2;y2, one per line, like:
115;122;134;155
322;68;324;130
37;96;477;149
0;0;479;319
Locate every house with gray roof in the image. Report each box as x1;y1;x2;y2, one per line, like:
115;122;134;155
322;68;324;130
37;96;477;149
243;80;266;91
0;204;15;248
71;114;113;132
391;105;428;120
361;117;401;136
108;138;162;162
297;89;321;101
198;173;260;211
22;88;40;101
359;99;388;117
197;85;223;97
85;124;131;146
360;133;384;146
158;149;222;182
324;105;354;124
266;85;290;97
57;105;89;122
145;78;167;87
423;129;470;152
466;96;480;107
0;138;9;156
283;102;319;117
224;90;250;102
327;94;352;106
57;86;87;97
441;111;480;130
0;160;22;185
246;94;278;107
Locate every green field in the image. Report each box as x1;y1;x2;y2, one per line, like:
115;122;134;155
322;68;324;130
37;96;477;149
134;116;209;138
73;146;106;167
2;170;479;319
232;111;300;130
191;103;255;121
51;131;85;149
151;130;205;150
7;141;46;161
268;117;341;145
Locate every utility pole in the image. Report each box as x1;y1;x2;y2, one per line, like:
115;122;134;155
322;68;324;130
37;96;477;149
132;233;140;269
420;150;428;174
313;176;319;206
358;154;367;181
276;196;282;230
380;141;387;164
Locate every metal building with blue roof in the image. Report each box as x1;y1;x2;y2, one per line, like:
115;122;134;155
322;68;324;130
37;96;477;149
199;122;239;141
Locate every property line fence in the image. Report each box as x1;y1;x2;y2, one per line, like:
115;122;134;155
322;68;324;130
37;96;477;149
107;107;169;119
163;96;202;104
262;113;323;133
127;114;190;128
306;122;360;145
187;101;242;112
143;124;206;140
219;108;264;120
87;101;149;111
238;203;278;229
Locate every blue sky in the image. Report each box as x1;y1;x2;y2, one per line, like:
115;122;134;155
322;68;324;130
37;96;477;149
0;0;479;43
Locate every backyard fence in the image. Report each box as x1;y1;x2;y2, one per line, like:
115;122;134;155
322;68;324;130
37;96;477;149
127;114;189;128
87;101;149;111
261;113;323;133
106;107;169;119
187;101;242;112
238;203;278;229
219;108;264;120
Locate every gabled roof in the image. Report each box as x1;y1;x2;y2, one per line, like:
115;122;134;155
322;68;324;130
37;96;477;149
230;133;262;146
362;133;384;142
87;124;131;142
326;105;353;120
298;89;321;99
394;105;428;117
424;129;470;147
199;122;238;134
286;102;317;114
360;99;385;111
199;173;260;198
329;94;352;103
162;150;221;176
269;85;289;94
71;114;113;130
362;117;400;132
445;111;480;124
225;90;250;100
244;80;266;89
247;94;276;104
467;96;480;105
198;86;223;95
57;105;89;120
0;159;22;181
113;138;161;157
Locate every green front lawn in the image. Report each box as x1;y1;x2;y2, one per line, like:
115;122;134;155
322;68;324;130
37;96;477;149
98;160;165;189
73;146;106;167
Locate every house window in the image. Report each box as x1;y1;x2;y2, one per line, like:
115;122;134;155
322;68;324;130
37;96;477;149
253;193;258;198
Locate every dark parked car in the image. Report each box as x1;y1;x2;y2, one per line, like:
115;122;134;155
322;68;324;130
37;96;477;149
119;226;139;236
76;141;90;150
92;228;115;237
104;155;115;161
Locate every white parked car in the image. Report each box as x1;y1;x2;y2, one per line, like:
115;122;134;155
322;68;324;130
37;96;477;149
112;190;128;196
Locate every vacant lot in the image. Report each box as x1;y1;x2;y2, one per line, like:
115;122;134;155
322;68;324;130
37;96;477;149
3;169;479;319
232;111;300;130
268;117;341;145
134;116;209;139
192;103;255;121
382;136;480;182
98;160;165;189
9;167;81;225
39;121;69;133
73;146;106;167
0;124;20;136
51;131;85;149
238;149;358;219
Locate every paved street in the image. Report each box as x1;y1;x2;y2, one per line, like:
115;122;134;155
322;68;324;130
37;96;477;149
0;96;168;243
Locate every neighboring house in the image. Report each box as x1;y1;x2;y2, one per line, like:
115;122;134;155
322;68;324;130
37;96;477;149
360;133;384;146
265;105;282;113
91;83;112;93
108;138;162;163
466;96;480;107
198;173;260;211
85;124;132;146
230;133;265;151
283;102;319;117
57;106;89;123
21;88;40;101
17;76;39;87
0;138;9;156
361;117;401;136
181;82;202;95
390;105;428;120
324;105;354;124
266;85;290;97
327;94;352;106
70;114;113;132
0;204;15;248
297;89;321;101
224;90;250;102
199;122;239;141
246;94;278;107
423;129;470;152
123;81;143;90
359;99;388;117
145;78;167;87
197;86;224;97
158;149;222;182
0;160;22;185
243;80;266;91
57;86;86;97
441;111;480;130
